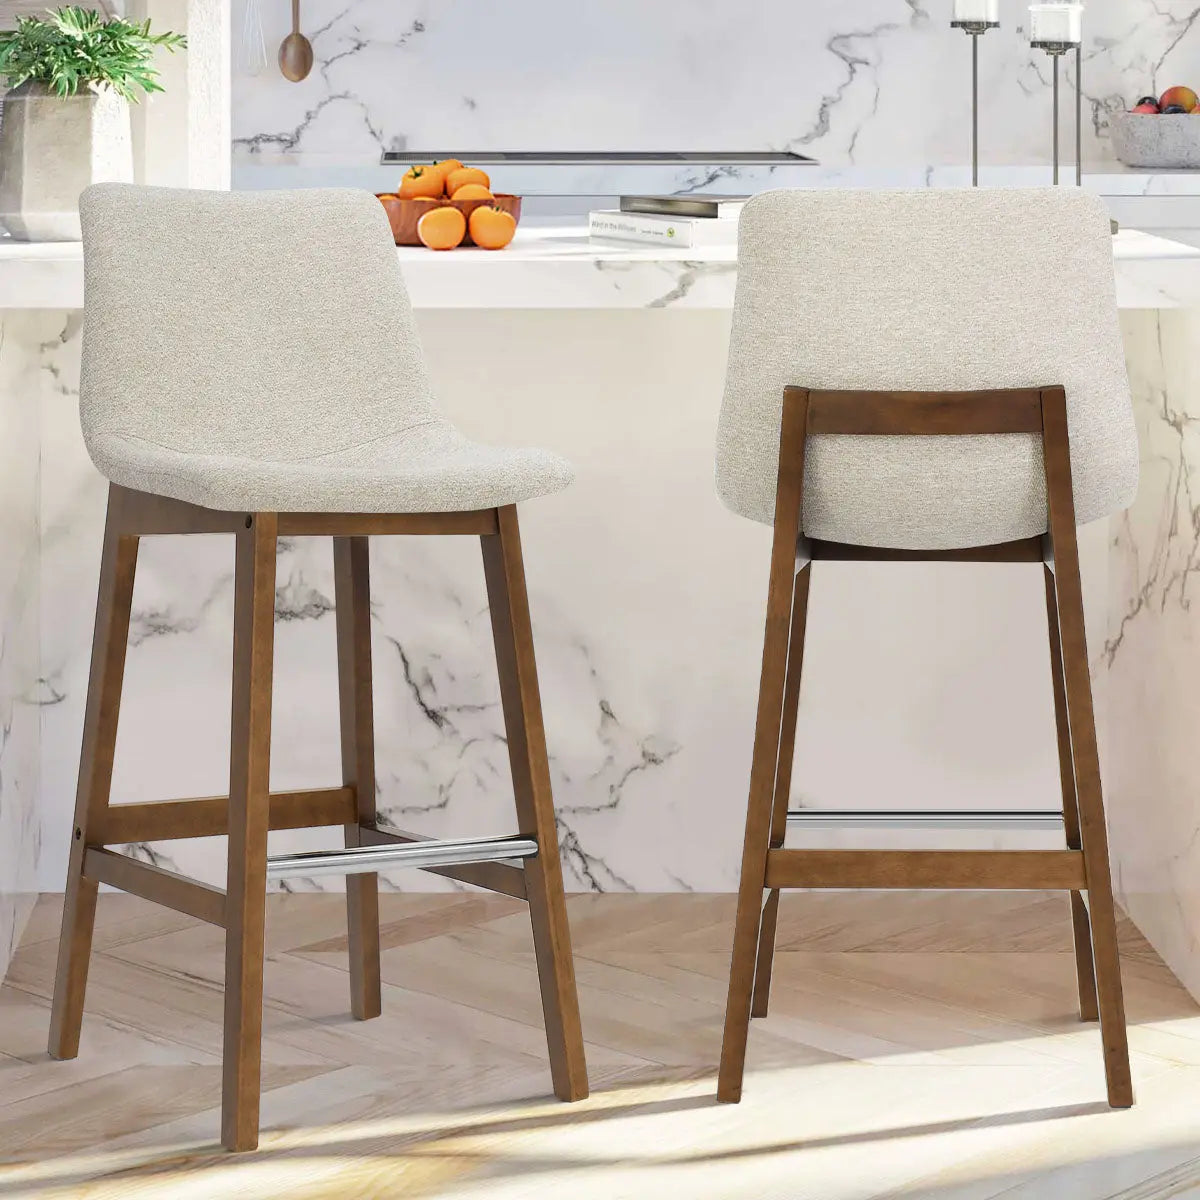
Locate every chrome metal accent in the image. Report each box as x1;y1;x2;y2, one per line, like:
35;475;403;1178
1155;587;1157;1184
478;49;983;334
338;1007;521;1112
379;150;817;167
786;810;1064;830
973;31;980;185
1053;50;1061;185
265;835;538;880
1076;42;1083;187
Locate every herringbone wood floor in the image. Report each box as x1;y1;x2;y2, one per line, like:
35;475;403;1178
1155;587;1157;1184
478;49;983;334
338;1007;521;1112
2;893;1200;1199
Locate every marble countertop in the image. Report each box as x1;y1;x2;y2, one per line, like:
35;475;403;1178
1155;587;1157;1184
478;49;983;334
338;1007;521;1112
4;225;1200;311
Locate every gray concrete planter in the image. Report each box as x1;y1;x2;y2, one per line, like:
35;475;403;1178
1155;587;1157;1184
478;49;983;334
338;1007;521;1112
0;81;133;241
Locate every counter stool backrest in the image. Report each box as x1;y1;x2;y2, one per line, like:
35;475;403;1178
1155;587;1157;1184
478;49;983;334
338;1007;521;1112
716;187;1138;549
78;184;439;467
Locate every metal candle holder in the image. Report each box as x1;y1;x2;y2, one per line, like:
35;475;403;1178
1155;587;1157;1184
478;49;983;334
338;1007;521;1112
951;16;1000;186
1030;35;1083;185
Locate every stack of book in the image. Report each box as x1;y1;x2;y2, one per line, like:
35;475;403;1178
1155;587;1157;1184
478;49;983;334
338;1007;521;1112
588;195;746;247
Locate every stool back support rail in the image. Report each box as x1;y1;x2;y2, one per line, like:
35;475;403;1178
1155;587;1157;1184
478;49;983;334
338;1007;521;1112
48;484;588;1152
718;384;1132;1111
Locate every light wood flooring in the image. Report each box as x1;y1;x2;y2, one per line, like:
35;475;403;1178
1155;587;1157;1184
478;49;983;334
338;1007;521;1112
2;892;1200;1199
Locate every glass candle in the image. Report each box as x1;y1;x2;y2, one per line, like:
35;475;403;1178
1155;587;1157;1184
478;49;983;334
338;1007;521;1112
1029;2;1083;44
953;0;1000;22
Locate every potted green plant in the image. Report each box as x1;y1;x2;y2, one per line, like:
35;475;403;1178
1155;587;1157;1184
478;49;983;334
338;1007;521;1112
0;6;184;241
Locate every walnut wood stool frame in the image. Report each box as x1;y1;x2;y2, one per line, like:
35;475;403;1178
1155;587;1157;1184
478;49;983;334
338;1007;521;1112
717;385;1133;1110
48;484;589;1151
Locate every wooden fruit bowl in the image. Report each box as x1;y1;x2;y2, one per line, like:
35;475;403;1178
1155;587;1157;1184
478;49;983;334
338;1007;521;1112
376;193;522;246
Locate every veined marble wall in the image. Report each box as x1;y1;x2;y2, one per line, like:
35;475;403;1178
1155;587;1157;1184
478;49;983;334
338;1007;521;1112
232;0;1200;178
0;314;46;976
1108;308;1200;1001
28;307;1115;902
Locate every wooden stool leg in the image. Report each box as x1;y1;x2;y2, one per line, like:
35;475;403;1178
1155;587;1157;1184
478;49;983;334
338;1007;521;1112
482;505;588;1102
222;512;278;1152
333;536;381;1021
752;564;812;1019
1042;391;1133;1109
719;387;809;1103
1043;564;1099;1022
49;487;139;1060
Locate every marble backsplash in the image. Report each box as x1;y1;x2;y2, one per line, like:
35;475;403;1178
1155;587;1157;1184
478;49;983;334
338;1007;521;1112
1107;308;1200;1001
31;311;720;897
232;0;1200;186
0;313;45;977
16;293;1200;1004
23;305;1115;907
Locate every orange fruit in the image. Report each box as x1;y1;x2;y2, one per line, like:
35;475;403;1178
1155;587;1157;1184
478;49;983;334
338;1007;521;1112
429;158;464;191
446;166;490;194
451;183;493;201
417;205;466;250
398;165;443;199
468;205;516;250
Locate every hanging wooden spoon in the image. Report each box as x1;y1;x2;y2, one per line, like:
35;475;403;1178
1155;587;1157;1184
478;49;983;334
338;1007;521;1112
279;0;313;81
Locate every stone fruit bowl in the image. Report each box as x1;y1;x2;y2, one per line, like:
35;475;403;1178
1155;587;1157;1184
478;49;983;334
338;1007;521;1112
376;193;522;246
1111;111;1200;169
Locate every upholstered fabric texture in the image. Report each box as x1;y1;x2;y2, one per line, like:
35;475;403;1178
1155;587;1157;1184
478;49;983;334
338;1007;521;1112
716;188;1138;549
78;185;573;512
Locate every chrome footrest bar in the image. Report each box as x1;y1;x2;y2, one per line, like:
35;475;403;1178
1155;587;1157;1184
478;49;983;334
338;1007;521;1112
785;810;1064;830
265;835;538;880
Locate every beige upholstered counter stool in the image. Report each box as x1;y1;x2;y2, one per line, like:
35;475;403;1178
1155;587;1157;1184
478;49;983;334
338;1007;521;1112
716;188;1138;1109
48;184;588;1151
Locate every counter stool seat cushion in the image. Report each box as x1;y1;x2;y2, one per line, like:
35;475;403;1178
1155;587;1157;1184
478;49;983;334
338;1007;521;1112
78;184;571;514
716;187;1138;550
86;421;574;513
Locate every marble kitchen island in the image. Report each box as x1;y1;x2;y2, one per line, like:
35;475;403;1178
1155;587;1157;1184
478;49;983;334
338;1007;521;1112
2;224;1198;1003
